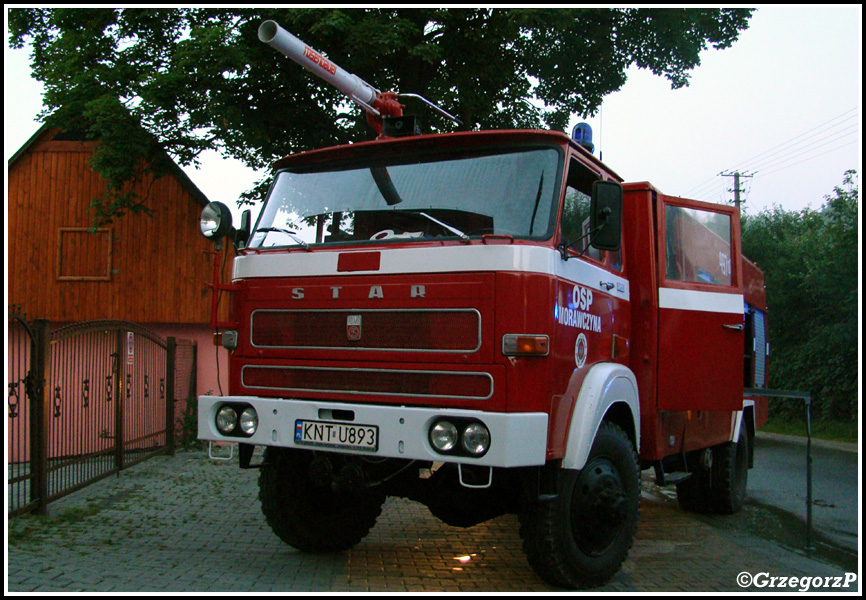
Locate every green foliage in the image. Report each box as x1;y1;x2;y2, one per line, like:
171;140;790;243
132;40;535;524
9;8;753;224
741;171;859;424
179;395;201;450
761;408;858;443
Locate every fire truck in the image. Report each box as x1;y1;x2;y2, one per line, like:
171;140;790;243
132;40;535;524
197;21;769;589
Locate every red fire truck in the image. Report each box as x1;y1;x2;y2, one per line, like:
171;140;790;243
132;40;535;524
197;21;769;589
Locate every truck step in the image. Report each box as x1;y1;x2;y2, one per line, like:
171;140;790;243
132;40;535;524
661;471;692;485
653;463;693;486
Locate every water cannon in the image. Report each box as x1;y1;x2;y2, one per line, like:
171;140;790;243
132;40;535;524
258;20;460;135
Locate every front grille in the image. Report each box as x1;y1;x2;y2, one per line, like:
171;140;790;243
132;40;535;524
251;309;480;353
241;365;493;400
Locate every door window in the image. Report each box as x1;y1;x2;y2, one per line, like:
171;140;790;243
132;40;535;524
561;158;622;270
664;205;732;286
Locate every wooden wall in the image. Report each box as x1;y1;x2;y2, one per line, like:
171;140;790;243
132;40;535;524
8;128;233;324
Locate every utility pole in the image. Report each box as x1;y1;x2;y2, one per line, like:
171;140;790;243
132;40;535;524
719;171;753;210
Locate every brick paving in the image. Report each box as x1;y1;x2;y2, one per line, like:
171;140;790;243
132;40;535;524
6;449;859;593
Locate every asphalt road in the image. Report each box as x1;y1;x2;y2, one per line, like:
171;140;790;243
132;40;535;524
749;433;859;555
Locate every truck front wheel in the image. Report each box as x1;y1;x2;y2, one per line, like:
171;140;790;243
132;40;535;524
258;448;385;553
519;421;640;589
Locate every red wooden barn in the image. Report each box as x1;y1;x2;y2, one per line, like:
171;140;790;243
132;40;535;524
7;124;232;398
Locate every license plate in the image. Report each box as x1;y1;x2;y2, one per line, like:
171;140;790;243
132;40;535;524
294;419;379;452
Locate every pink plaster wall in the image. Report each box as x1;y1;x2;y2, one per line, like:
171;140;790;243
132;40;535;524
149;323;230;398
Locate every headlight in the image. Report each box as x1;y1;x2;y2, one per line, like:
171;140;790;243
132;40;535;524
215;406;238;435
239;408;258;436
461;423;490;456
430;421;458;452
200;202;233;241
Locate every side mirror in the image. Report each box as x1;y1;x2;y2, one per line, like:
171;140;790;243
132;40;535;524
234;209;251;249
589;180;622;251
200;202;233;242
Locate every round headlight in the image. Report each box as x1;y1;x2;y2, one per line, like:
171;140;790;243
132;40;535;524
200;202;233;240
215;406;238;435
239;408;258;436
461;422;490;456
430;421;458;453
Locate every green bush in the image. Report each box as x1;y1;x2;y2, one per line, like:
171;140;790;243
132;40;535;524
742;171;858;426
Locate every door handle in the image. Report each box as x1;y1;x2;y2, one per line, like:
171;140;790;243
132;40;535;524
723;323;744;331
600;281;614;291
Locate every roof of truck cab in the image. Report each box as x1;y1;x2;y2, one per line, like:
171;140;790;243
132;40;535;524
272;129;621;181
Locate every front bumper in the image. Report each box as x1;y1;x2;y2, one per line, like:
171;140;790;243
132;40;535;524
198;395;548;468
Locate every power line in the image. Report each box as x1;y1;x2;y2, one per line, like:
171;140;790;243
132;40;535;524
685;176;724;198
732;124;858;172
758;138;858;178
684;107;859;205
693;180;730;205
727;108;857;173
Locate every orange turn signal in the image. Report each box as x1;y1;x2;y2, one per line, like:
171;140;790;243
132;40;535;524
502;334;549;356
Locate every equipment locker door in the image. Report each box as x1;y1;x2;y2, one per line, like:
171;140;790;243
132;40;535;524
655;196;744;411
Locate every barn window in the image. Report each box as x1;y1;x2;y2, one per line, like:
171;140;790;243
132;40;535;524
57;228;113;281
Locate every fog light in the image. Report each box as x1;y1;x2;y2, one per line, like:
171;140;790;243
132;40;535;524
430;421;458;452
461;423;491;456
239;407;258;436
216;406;238;435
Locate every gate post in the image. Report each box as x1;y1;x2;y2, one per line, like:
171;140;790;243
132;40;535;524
30;319;50;515
166;337;177;455
114;328;124;471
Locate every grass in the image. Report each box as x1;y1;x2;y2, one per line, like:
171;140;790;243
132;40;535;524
8;502;104;547
761;417;859;444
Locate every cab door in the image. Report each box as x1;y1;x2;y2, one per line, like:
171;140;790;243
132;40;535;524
656;196;744;411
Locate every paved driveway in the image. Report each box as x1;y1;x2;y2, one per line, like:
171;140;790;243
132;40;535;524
6;449;859;593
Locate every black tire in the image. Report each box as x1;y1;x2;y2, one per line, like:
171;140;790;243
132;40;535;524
258;448;385;553
675;426;749;515
710;425;749;514
519;421;640;589
675;469;713;513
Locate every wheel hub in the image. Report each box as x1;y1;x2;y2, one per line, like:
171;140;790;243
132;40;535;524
571;459;628;554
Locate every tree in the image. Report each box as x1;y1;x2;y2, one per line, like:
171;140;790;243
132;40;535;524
9;8;754;223
741;171;859;422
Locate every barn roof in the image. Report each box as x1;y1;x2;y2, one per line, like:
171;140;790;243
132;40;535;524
8;123;211;208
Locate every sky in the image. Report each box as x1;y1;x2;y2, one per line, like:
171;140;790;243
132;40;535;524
4;6;862;222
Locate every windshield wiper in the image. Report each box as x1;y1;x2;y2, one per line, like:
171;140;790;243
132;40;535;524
412;211;470;243
255;227;310;250
371;166;403;206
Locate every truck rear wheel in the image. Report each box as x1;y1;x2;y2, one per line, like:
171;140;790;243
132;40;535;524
675;470;713;513
710;425;749;514
258;448;385;553
676;426;749;514
519;421;640;589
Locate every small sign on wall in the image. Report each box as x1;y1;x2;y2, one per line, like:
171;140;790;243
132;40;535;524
127;332;134;366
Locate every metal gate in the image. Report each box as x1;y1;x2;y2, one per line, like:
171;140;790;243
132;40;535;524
8;312;182;517
8;307;41;516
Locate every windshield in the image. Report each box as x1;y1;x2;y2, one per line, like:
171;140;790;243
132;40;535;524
248;147;562;248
